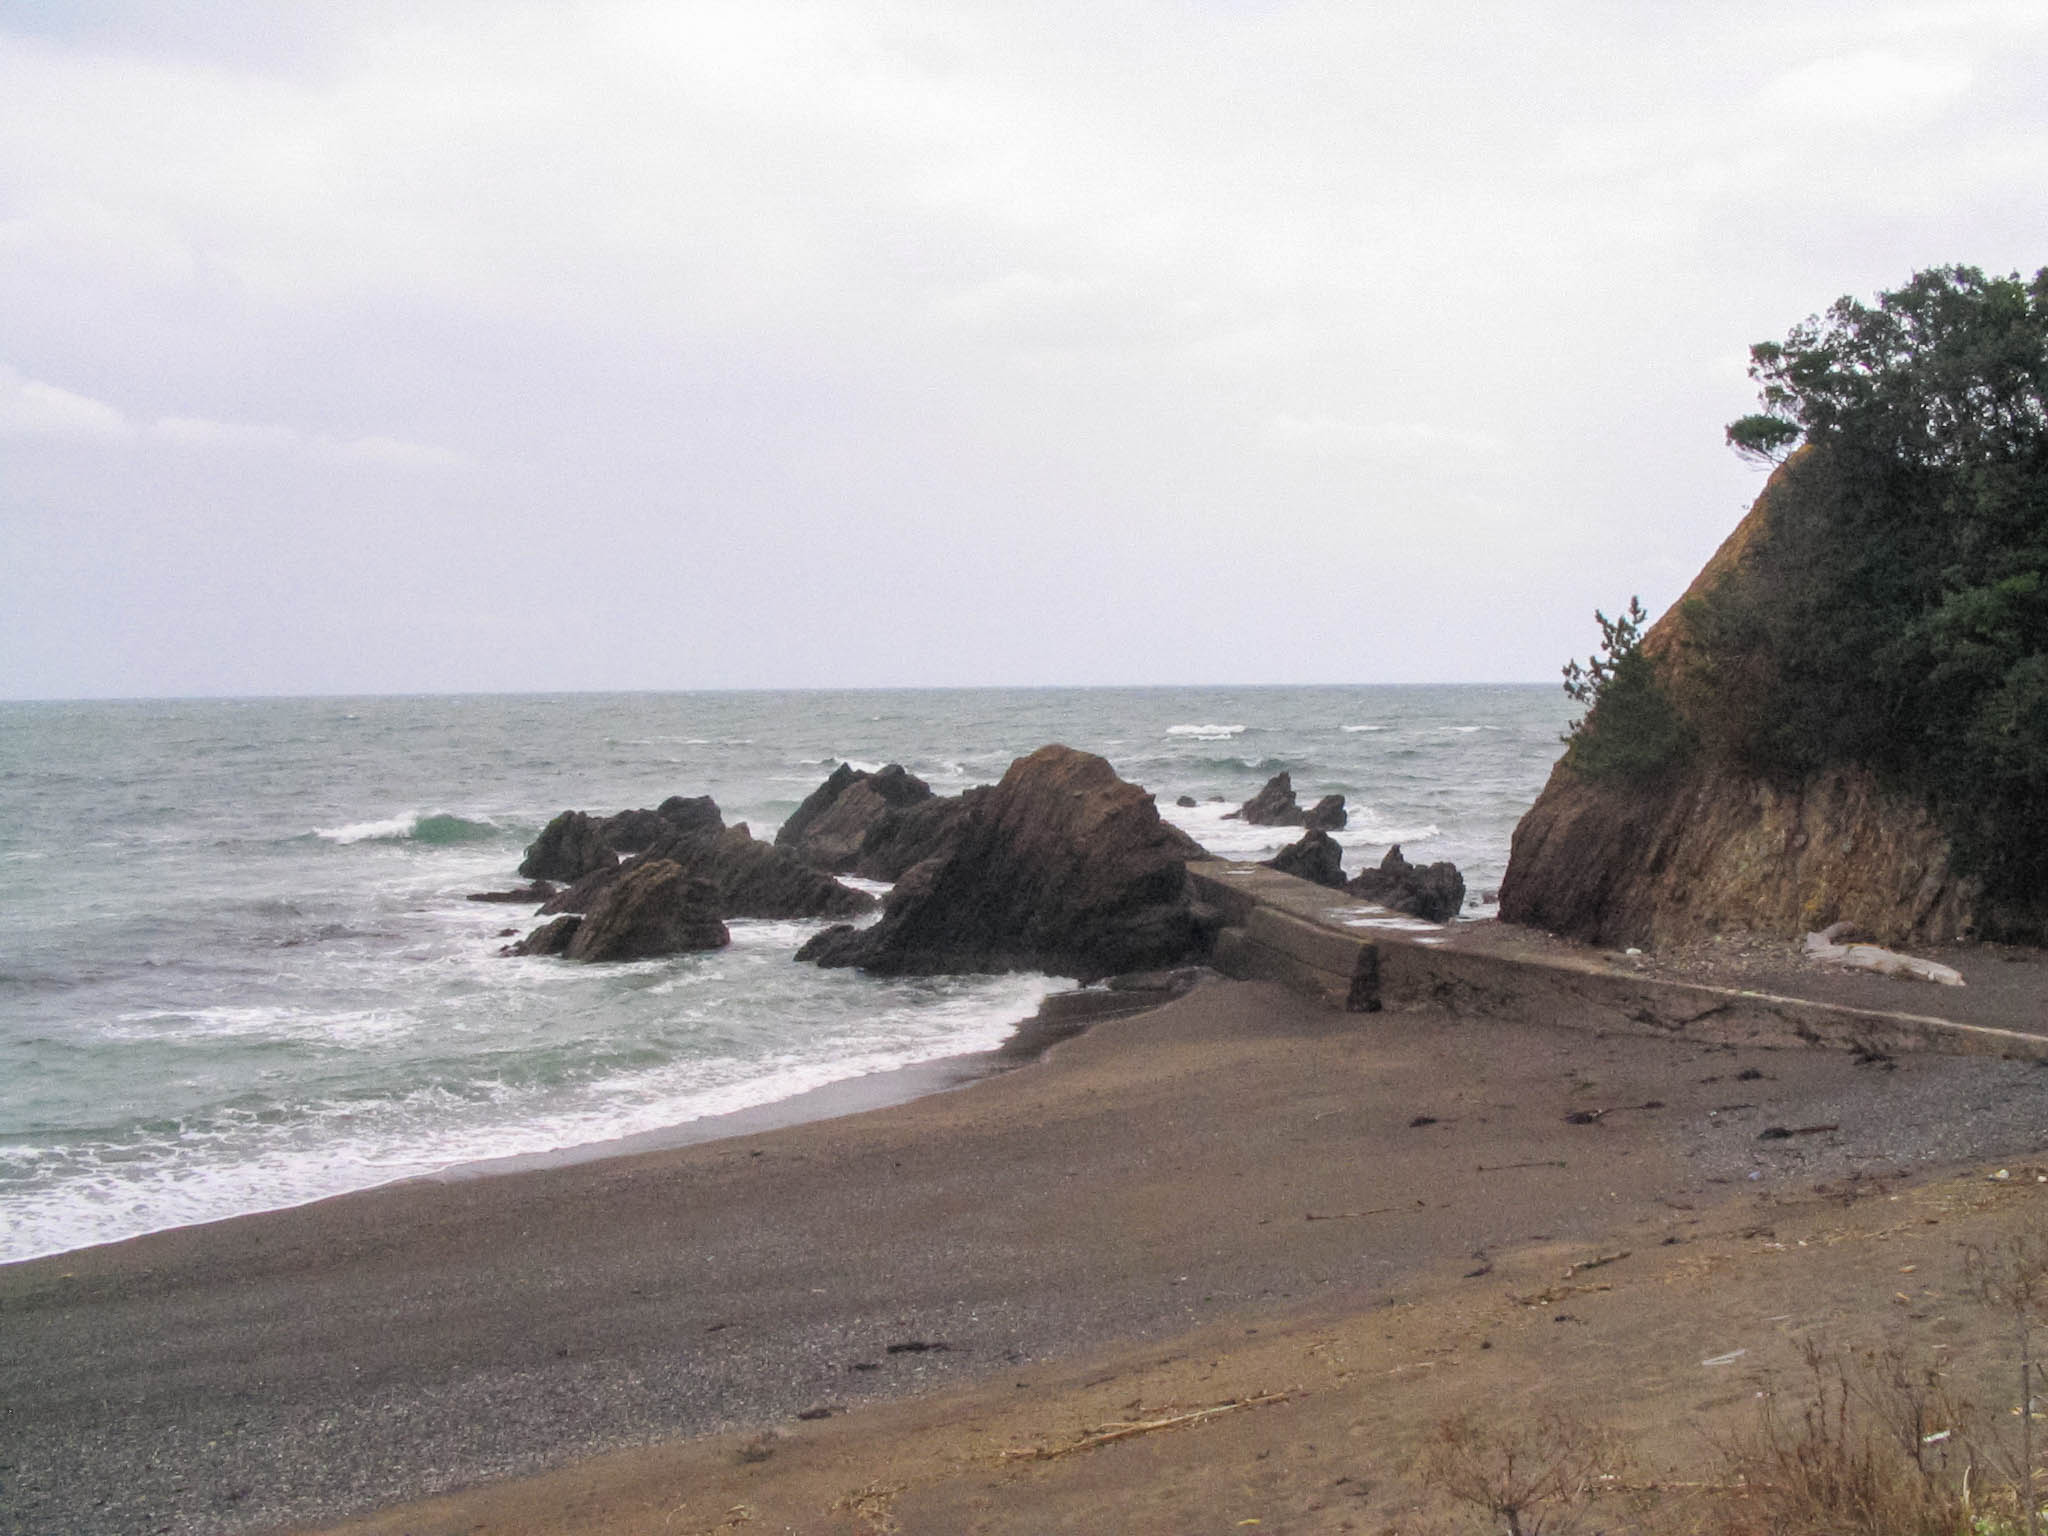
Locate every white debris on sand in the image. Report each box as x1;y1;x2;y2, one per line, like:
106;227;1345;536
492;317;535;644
1802;924;1966;987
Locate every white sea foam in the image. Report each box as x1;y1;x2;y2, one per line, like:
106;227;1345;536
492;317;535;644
1342;724;1388;732
0;948;1060;1263
1167;723;1245;739
315;813;419;843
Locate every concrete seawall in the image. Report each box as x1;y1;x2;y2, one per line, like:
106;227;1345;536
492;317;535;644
1190;859;2048;1061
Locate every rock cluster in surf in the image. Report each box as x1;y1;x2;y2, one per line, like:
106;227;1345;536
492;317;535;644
1256;831;1467;921
1225;771;1346;831
491;748;1465;970
500;794;875;961
797;745;1221;983
773;762;980;881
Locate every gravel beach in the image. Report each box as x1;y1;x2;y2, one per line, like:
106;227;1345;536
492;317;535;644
5;977;2048;1535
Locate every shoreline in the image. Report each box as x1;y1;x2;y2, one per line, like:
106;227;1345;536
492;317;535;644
428;981;1162;1183
1;981;1165;1270
11;977;2048;1535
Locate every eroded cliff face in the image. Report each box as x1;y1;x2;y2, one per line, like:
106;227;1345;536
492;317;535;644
1500;454;1981;948
1498;758;1976;947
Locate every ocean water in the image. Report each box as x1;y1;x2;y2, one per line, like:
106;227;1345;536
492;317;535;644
0;686;1570;1262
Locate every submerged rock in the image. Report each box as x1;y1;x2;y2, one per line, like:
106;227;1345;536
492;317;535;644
798;744;1213;982
1348;844;1466;923
1262;827;1348;889
467;880;558;904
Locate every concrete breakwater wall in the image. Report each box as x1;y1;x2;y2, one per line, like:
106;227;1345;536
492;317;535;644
1189;860;2048;1062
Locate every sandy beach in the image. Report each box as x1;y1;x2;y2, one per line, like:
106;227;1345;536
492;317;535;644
7;975;2048;1535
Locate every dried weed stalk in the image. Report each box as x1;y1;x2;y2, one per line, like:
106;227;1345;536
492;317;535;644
1417;1405;1633;1536
1710;1338;1983;1536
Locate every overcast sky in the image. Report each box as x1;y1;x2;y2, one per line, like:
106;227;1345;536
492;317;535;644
3;1;2044;698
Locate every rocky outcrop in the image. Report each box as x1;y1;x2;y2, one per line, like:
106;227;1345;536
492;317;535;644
852;790;981;881
518;789;871;924
660;824;876;920
1303;795;1347;831
1348;845;1465;923
518;811;618;882
599;796;723;853
1499;760;1972;947
776;764;934;873
511;914;581;956
560;861;729;961
797;745;1214;982
542;824;875;922
1226;772;1345;830
1230;772;1304;825
1500;457;1984;949
1261;828;1347;889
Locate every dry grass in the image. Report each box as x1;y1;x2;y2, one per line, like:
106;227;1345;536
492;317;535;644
1705;1339;1985;1536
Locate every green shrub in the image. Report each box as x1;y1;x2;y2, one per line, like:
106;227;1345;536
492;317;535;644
1561;597;1690;783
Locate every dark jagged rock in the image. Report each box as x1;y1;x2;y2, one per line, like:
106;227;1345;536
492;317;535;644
853;790;982;882
538;863;623;915
597;808;674;852
777;764;935;872
1262;827;1348;889
1348;844;1466;923
543;826;875;921
599;796;724;854
1303;794;1347;831
467;880;558;904
559;860;729;961
774;763;862;851
793;922;868;966
518;811;618;882
510;914;582;956
656;795;724;838
1229;772;1307;827
651;824;876;920
1175;795;1197;808
798;744;1212;983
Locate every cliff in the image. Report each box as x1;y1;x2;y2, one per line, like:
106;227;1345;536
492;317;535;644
1500;454;1982;947
1499;757;1974;948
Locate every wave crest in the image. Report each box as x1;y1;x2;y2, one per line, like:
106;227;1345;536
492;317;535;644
313;812;501;846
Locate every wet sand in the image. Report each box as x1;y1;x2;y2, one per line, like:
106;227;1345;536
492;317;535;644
5;978;2048;1535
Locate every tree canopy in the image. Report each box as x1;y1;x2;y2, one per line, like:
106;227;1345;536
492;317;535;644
1695;264;2048;934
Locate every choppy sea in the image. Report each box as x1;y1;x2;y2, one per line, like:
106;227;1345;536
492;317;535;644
0;686;1569;1263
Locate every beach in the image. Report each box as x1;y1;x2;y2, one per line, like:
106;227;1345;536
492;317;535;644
9;974;2048;1534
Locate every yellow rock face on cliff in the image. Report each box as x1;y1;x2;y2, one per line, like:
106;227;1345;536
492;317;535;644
1499;455;1980;948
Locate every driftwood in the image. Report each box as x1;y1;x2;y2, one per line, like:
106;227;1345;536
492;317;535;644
1000;1393;1290;1461
1562;1250;1630;1279
1803;929;1964;986
1305;1200;1427;1221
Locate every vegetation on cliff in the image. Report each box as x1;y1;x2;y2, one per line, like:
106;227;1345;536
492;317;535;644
1564;264;2048;937
1559;596;1689;783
